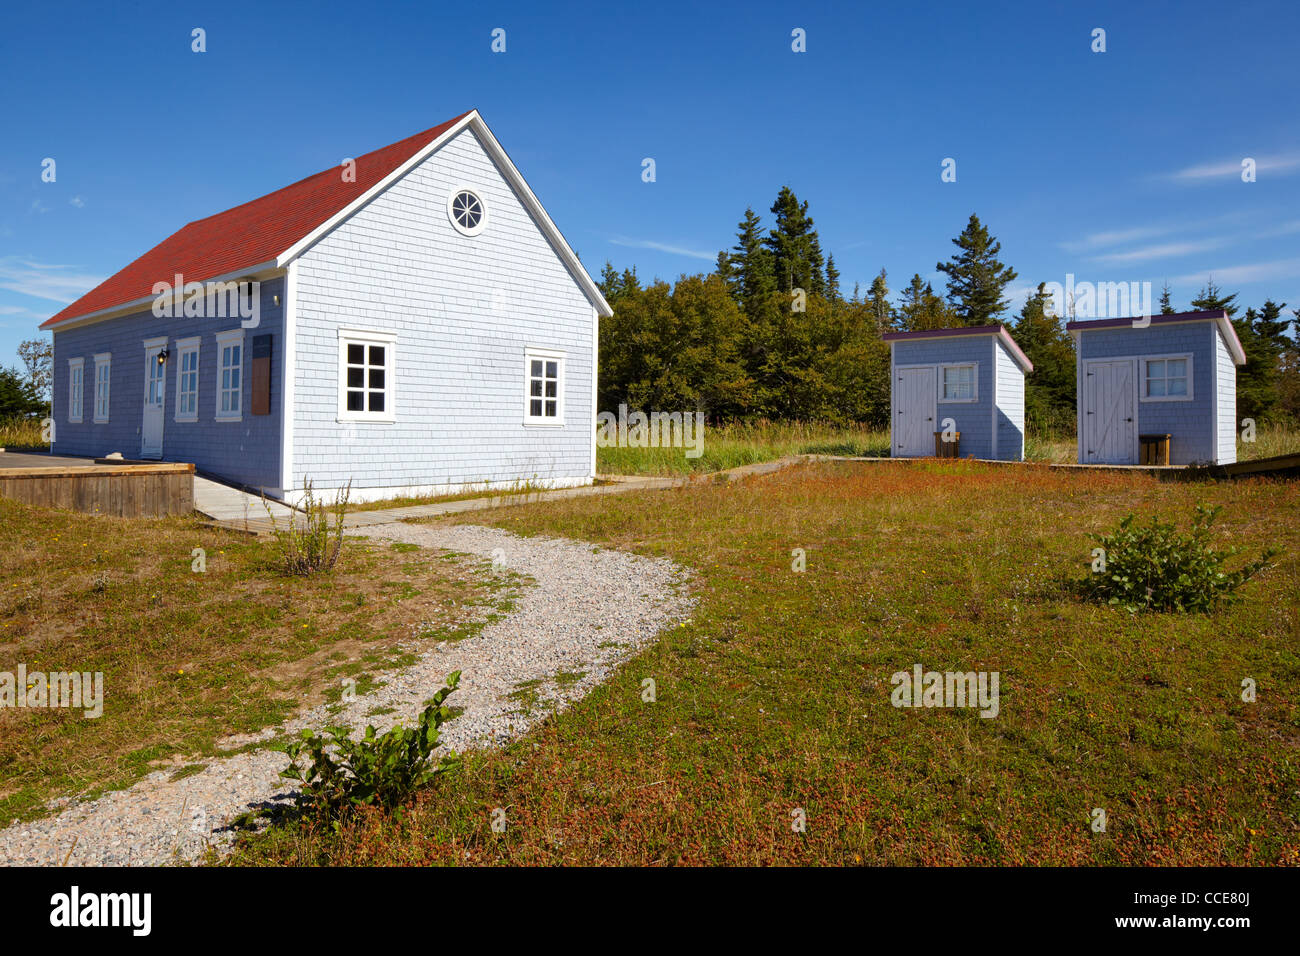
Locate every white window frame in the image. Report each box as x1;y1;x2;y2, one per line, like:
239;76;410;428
67;357;84;423
446;185;487;237
174;336;200;423
215;329;244;421
92;352;111;423
337;328;396;423
1140;352;1194;402
938;362;978;403
523;347;565;426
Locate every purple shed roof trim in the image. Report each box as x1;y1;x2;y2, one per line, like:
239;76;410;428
1065;309;1245;365
882;323;1034;373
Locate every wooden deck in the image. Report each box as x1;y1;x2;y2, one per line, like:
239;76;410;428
0;453;194;517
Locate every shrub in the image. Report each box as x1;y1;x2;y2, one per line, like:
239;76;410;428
280;671;462;825
1083;505;1280;612
266;478;350;575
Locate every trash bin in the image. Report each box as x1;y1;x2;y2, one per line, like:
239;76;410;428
934;431;961;458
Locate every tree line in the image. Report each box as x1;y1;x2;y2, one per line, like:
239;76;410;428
597;190;1300;432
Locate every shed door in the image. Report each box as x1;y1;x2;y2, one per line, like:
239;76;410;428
1082;360;1136;464
141;343;166;459
895;367;936;457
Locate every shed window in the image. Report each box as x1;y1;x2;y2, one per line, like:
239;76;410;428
524;349;564;425
940;364;976;402
337;330;396;423
1144;357;1190;399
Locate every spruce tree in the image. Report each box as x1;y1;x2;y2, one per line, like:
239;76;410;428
866;269;894;331
1012;283;1076;432
899;273;954;331
825;254;841;303
1158;282;1175;314
764;187;826;297
728;208;774;309
1190;280;1238;316
598;261;622;301
935;214;1018;325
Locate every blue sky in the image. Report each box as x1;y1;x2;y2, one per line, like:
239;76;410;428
3;0;1299;366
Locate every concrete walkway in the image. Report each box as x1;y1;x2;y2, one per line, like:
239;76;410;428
193;475;298;527
197;457;803;534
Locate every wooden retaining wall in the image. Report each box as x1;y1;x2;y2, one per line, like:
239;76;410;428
0;463;194;517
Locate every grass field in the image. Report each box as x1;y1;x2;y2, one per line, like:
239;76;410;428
0;498;508;822
0;417;47;450
228;460;1300;866
597;419;1300;475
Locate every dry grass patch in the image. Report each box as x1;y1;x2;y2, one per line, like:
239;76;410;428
0;498;500;822
230;460;1299;866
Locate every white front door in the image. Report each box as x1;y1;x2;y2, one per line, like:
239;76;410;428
141;342;166;458
1082;359;1136;464
894;366;937;457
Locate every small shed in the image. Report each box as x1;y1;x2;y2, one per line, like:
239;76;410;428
882;324;1034;460
1066;310;1245;466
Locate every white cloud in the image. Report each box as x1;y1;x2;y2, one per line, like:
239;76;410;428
1170;258;1300;286
1061;224;1176;253
608;236;718;261
69;196;85;208
1090;238;1232;264
0;257;105;304
1163;151;1300;182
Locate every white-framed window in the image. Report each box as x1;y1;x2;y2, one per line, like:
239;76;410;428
523;347;565;425
67;357;84;423
215;329;244;420
337;328;396;423
939;363;977;402
93;353;111;423
1142;354;1192;401
174;337;200;422
447;186;487;236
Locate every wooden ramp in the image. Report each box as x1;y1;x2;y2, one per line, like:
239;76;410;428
1217;452;1300;479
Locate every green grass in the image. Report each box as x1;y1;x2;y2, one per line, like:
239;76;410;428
1239;422;1300;460
597;418;1300;474
0;499;495;822
227;460;1300;866
347;479;571;512
0;416;48;450
597;420;892;475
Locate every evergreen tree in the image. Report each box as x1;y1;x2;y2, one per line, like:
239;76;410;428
898;273;953;331
764;187;825;297
1234;299;1290;423
825;254;841;303
728;207;774;309
1012;284;1076;433
866;269;894;331
1255;299;1292;353
0;367;43;418
598;261;621;301
1190;280;1238;316
1233;307;1274;422
713;250;734;286
1158;282;1175;314
1278;308;1300;422
935;214;1018;325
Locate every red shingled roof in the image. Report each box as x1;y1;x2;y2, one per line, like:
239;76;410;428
43;111;472;328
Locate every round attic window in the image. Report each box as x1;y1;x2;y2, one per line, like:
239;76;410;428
448;188;486;236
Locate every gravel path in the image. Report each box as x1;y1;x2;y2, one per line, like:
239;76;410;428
0;524;693;866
